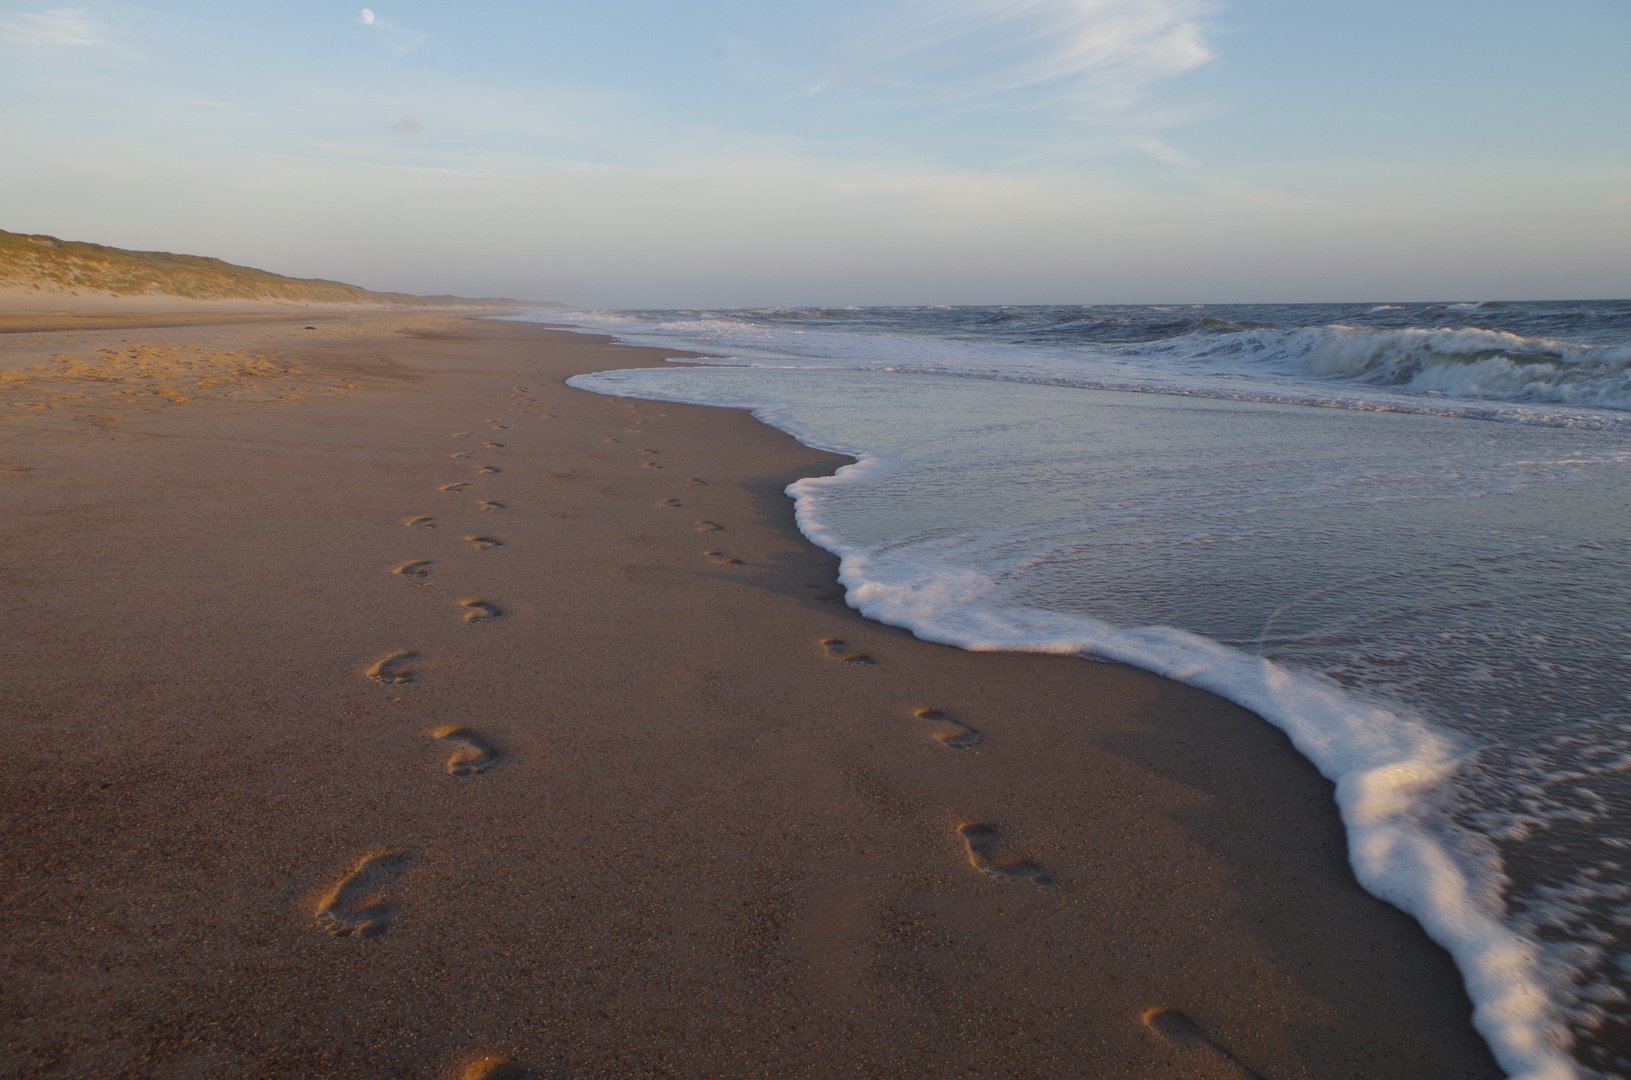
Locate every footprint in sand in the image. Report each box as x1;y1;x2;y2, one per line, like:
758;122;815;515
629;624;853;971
476;465;501;475
366;651;418;684
484;442;503;449
956;822;1052;886
450;452;472;459
315;850;410;938
404;516;436;529
477;500;506;511
456;1056;527;1080
439;482;469;493
464;535;502;550
695;521;723;532
644;462;663;469
430;725;502;774
488;424;508;431
452;432;472;438
803;584;841;603
1142;1009;1268;1080
657;498;681;509
821;638;874;664
458;598;503;622
684;478;707;487
704;550;743;565
915;708;983;749
639;448;659;455
392;560;434;578
604;438;620;444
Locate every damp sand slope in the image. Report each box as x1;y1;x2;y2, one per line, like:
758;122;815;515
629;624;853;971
0;315;1502;1079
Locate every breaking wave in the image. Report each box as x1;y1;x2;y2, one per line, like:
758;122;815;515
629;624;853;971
544;302;1631;428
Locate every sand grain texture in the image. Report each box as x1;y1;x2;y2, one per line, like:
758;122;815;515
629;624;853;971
0;316;1502;1079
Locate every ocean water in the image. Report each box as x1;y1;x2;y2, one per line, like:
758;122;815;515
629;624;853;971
530;302;1631;1080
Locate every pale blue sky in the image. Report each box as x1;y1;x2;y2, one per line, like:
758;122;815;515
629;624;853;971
1;0;1626;306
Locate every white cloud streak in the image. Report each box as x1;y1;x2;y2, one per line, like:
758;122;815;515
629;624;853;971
0;7;105;48
831;0;1218;113
1131;135;1199;167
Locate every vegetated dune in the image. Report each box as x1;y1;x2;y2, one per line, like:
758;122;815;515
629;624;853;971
0;228;554;314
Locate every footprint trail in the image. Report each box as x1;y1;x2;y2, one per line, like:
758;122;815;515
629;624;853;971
821;638;875;664
957;822;1052;886
1142;1009;1269;1079
456;1056;527;1080
366;651;418;684
315;850;410;938
430;725;502;775
916;708;983;749
458;598;503;622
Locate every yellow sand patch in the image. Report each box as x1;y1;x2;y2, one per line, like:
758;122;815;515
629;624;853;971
0;341;311;413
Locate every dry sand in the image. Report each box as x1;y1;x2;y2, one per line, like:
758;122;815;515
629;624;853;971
0;314;1503;1079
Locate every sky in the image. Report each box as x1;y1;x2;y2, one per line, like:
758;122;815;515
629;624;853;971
0;0;1627;307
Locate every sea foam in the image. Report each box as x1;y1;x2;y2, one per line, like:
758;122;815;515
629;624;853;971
825;538;1565;1080
542;300;1631;1079
567;361;1602;1079
550;305;1631;428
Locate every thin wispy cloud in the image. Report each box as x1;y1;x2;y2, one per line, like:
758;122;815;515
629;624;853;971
357;8;428;58
828;0;1217;114
0;6;106;48
1131;135;1199;167
3;0;1610;305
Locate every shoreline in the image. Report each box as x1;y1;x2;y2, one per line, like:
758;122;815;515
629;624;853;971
1;314;1503;1078
566;357;1572;1080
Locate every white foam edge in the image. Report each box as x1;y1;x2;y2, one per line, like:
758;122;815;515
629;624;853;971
568;367;1576;1079
532;313;1631;432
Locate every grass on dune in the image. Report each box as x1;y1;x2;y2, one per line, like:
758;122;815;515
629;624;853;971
0;228;523;307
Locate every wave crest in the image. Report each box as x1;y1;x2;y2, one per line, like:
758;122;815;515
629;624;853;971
1188;325;1631;409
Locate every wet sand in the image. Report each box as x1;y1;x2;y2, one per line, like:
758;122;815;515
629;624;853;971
0;314;1503;1079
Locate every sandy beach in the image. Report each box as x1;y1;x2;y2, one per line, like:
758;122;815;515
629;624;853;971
0;314;1503;1079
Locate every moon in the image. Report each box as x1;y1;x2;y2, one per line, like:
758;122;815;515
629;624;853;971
360;8;375;24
